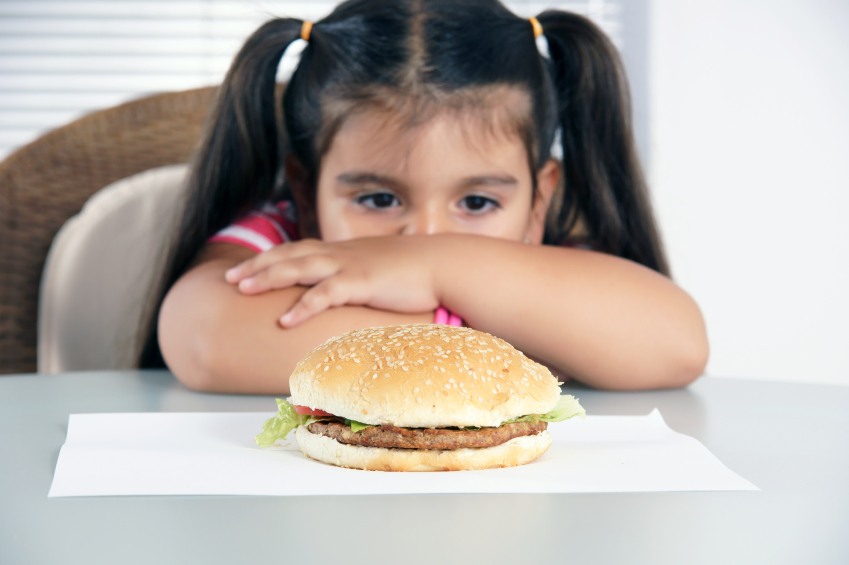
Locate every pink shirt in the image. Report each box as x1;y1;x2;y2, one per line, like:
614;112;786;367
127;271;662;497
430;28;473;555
209;201;300;253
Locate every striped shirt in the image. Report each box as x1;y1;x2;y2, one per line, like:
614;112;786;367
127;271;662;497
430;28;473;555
208;201;301;252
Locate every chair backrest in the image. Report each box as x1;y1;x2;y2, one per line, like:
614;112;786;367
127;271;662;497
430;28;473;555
38;164;189;373
0;87;217;375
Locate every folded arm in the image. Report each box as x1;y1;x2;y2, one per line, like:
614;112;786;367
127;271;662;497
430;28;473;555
158;243;431;394
429;235;708;390
215;233;708;391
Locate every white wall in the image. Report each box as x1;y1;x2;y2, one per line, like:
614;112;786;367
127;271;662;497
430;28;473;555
649;0;849;385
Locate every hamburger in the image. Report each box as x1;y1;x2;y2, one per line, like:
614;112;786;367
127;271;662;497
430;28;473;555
255;324;585;471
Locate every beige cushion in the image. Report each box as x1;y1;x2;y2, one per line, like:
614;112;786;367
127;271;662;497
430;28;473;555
38;164;189;372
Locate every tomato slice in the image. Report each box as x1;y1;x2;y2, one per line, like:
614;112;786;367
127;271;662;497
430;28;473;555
293;405;334;416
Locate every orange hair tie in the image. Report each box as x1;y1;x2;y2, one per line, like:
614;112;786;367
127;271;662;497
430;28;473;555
529;16;543;39
300;20;313;42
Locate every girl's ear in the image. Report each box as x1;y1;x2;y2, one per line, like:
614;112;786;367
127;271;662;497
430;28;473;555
285;154;320;238
525;159;561;244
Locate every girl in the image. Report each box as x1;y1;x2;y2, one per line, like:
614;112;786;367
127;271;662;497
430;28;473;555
141;0;708;393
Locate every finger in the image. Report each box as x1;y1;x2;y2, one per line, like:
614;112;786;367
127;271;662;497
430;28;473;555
279;278;354;327
238;255;339;295
225;239;324;283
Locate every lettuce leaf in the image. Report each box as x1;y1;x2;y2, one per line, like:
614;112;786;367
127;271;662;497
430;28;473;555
254;399;379;447
345;419;373;433
255;399;317;448
538;394;586;422
256;394;585;447
503;394;586;425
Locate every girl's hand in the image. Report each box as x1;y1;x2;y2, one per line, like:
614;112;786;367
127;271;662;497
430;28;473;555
224;237;442;327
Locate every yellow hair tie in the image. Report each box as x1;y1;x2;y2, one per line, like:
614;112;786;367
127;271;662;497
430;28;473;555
301;20;313;42
529;16;543;39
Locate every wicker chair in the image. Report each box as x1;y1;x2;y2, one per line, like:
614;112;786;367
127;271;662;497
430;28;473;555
0;87;217;375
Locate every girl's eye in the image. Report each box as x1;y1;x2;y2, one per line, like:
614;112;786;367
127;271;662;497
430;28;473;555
461;195;499;213
357;192;400;209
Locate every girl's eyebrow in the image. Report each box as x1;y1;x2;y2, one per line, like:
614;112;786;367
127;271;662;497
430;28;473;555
458;174;518;188
336;172;405;189
336;172;518;189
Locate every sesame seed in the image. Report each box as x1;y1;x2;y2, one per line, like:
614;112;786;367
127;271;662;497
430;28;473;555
335;366;341;370
448;378;455;383
416;397;422;403
444;384;451;389
324;366;329;372
413;387;420;393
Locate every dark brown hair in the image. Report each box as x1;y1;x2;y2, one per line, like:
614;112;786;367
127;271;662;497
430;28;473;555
140;0;668;367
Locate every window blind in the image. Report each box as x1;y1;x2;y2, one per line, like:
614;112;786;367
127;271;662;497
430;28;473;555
0;0;622;161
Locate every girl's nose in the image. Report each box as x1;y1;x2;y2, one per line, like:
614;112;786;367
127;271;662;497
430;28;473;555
400;207;453;236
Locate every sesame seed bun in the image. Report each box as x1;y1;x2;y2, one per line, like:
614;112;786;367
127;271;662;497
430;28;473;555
289;324;562;428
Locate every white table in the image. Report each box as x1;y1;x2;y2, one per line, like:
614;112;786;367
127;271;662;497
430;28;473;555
1;370;847;564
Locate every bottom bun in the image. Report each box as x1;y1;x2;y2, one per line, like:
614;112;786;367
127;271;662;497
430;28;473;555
294;426;552;472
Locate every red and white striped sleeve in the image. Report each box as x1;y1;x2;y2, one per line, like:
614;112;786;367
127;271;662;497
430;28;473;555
208;201;300;253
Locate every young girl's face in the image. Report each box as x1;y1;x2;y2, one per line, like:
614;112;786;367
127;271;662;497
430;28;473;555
312;107;558;244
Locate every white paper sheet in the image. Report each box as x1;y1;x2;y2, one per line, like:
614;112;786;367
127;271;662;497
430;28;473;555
48;409;757;497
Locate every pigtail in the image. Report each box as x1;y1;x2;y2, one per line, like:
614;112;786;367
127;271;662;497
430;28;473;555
139;18;304;367
537;11;669;276
187;18;303;236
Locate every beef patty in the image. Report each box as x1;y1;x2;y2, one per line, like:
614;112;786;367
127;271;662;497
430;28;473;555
306;419;548;450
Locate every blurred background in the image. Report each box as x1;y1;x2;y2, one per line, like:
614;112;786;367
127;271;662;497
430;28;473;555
0;0;846;386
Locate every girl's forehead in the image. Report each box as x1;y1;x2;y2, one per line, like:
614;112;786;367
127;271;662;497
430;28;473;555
323;87;533;171
322;84;531;144
329;108;527;172
318;110;534;193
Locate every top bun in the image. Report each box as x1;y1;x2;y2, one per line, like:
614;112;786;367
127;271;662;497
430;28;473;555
289;324;562;428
